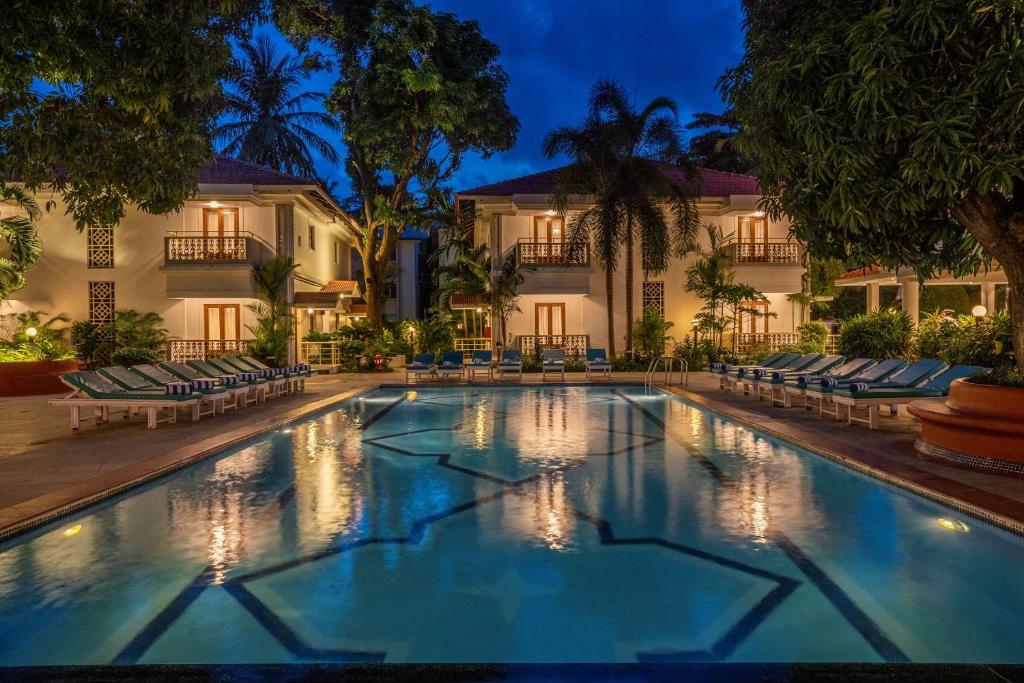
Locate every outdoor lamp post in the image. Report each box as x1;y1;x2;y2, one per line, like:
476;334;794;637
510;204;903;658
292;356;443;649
972;305;987;319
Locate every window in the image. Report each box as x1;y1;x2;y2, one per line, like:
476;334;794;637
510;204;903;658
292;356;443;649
737;215;768;243
88;281;116;324
297;234;302;248
739;300;770;334
308;225;316;251
534;303;566;336
383;282;398;299
87;227;114;269
204;304;240;341
533;215;564;242
642;281;665;317
334;240;340;264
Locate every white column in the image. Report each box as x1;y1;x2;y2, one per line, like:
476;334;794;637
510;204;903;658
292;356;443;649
866;283;880;313
899;277;920;324
981;282;997;314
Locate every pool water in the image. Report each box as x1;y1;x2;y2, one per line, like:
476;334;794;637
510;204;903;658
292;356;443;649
1;385;1023;665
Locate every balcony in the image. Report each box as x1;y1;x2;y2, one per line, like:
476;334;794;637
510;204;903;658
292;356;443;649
727;240;801;265
516;240;590;268
165;339;253;362
163;232;274;298
514;240;592;294
515;334;590;357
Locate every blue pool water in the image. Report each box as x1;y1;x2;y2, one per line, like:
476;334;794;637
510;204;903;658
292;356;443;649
1;385;1023;665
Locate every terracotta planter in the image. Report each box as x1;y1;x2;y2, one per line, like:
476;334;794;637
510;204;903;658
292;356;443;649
908;379;1024;472
0;359;80;396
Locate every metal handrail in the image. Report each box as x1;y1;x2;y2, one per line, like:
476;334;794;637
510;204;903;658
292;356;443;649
644;356;688;390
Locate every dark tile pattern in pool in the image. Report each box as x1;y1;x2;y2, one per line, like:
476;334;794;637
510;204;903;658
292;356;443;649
104;388;823;665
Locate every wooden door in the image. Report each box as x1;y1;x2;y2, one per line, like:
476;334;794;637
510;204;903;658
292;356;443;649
535;303;566;337
533;215;564;264
739;301;770;334
204;304;241;341
737;215;768;243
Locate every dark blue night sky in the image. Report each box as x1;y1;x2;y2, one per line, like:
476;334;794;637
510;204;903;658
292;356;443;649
267;0;746;194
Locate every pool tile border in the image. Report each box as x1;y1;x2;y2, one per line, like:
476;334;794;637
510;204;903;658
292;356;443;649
0;385;378;543
660;384;1024;537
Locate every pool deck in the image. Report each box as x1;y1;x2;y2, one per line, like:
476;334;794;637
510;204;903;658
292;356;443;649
0;370;1022;540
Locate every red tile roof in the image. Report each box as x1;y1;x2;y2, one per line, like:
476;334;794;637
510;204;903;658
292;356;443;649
199;155;318;186
293;291;341;308
837;265;884;282
450;293;484;307
459;164;760;198
321;279;359;294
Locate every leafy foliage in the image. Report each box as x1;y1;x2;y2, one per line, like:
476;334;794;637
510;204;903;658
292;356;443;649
215;34;338;178
796;321;829;354
70;321;104;369
404;306;457;356
836;310;913;360
672;335;726;370
912;312;1011;369
275;0;518;328
631;308;674;360
723;0;1024;369
920;285;971;317
0;184;42;302
684;110;750;174
0;1;260;228
105;309;168;366
0;310;74;362
247;256;297;366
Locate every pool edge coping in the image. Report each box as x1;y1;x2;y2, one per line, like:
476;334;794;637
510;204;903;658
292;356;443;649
0;384;378;543
659;383;1024;537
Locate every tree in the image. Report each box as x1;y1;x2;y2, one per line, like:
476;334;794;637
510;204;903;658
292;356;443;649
215;35;339;178
275;0;519;329
0;2;260;228
248;256;298;365
438;222;525;347
544;81;700;355
684;110;750;174
722;0;1024;370
0;184;42;303
684;225;772;358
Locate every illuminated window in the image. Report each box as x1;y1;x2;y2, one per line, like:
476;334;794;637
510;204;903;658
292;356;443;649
87;227;114;269
642;281;665;316
88;281;116;324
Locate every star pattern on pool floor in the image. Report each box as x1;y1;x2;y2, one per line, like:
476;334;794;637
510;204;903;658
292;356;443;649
111;391;814;665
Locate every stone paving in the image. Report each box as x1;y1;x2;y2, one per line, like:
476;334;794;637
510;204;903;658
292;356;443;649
0;370;1021;538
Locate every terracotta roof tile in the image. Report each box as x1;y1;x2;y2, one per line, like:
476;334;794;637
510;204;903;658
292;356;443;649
293;291;341;308
199;155;318;186
321;279;358;294
458;164;760;198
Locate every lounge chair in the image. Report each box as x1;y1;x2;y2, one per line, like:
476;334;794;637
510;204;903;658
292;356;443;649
757;354;845;403
232;354;312;392
816;358;945;420
709;351;784;374
130;363;241;413
159;361;258;408
779;358;875;408
467;350;493;382
832;365;987;429
49;371;202;429
542;348;566;381
205;357;285;399
497;350;523;381
585;348;612;381
99;365;224;417
185;358;268;405
437;351;466;380
737;353;823;396
800;358;908;416
405;353;437;383
719;353;799;391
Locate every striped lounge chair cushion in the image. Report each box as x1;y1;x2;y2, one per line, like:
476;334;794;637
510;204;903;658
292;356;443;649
771;371;785;381
166;382;193;395
848;382;870;393
752;368;768;379
190;379;216;391
219;375;240;386
794;374;811;386
239;372;260;382
820;377;838;388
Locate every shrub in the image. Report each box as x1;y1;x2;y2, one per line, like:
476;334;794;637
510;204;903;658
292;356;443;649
70;321;103;368
740;342;775;364
673;335;720;369
631;307;674;360
911;311;1010;368
104;309;168;366
920;285;971;316
796;320;829;353
837;310;913;360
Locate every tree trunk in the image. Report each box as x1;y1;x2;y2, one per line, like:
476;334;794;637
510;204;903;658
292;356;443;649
953;193;1024;372
362;254;385;330
624;215;634;357
605;266;616;357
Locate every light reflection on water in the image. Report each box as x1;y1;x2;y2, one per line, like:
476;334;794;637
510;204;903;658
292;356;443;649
0;386;1022;665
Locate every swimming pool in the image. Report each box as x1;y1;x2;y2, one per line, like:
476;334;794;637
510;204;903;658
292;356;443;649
1;385;1022;665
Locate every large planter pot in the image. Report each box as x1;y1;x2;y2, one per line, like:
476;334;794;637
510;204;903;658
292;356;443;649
908;378;1024;475
0;359;80;396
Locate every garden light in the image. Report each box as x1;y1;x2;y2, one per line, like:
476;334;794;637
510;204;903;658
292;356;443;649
25;327;37;338
972;305;987;318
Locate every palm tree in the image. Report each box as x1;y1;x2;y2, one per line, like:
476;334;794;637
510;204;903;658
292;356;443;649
215;35;339;178
544;81;701;356
588;81;701;356
0;183;42;303
543;113;625;355
248;256;298;365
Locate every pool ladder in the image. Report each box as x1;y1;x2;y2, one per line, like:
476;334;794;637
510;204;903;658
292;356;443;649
644;356;687;390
